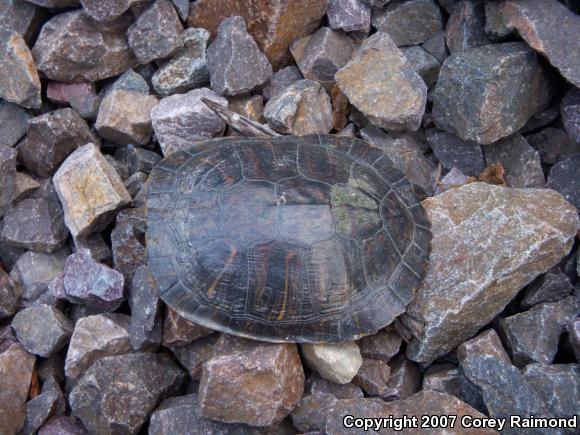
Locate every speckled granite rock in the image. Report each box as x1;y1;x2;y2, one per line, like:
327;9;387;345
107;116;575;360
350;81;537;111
80;0;143;22
328;0;371;32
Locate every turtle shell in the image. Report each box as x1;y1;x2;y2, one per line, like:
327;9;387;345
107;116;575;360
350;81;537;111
146;134;431;342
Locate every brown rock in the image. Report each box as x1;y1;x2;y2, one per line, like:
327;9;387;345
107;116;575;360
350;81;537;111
162;306;214;347
95;90;158;146
169;333;218;380
331;85;351;131
198;335;304;426
46;81;98;119
228;95;265;123
359;327;401;362
353;358;391;395
187;0;328;69
53;143;132;239
403;183;579;363
382;354;421;401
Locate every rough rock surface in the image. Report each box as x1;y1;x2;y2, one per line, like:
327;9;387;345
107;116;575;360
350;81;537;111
359;327;401;362
300;342;362;384
53;143;132;238
561;88;580;143
207;16;272;96
401;46;440;88
80;0;143;23
0;0;43;44
110;207;146;282
199;335;304;426
262;66;303;101
264;79;333;135
327;0;371;33
0;100;29;148
11;304;73;357
69;353;186;434
32;10;137;82
129;266;162;350
432;42;551;144
521;270;573;309
0;28;41;109
0;268;15;320
0;146;17;217
151;88;227;155
425;129;484;176
526;127;580;165
403;183;579;363
353;358;391;395
501;0;580;87
445;0;490;53
188;0;328;68
336;32;427;132
162;306;213;347
169;334;218;380
65;313;132;379
38;416;87;435
47;81;99;120
382;355;422;401
546;155;580;209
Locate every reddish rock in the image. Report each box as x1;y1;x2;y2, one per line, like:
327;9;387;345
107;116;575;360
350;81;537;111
162;306;214;347
359;327;401;362
169;333;218;380
382;354;422;401
46;82;98;119
353;358;391;395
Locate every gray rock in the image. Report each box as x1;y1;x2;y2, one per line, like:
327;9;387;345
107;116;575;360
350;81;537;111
523;364;580;420
561;88;580;143
328;0;371;33
24;0;78;6
169;333;218;381
371;0;443;46
73;234;112;265
0;145;16;217
129;266;162;351
114;146;161;175
109;69;149;95
80;0;143;22
521;270;573;309
0;100;29;148
18;108;98;178
445;0;490;53
70;353;186;434
520;105;560;135
128;0;184;64
152;27;211;96
1;198;68;253
162;306;213;347
65;313;132;379
0;28;41;109
261;66;303;101
425;128;484;176
291;27;354;91
47;81;99;120
13;171;40;203
22;388;62;434
0;0;43;44
149;394;255;435
526;127;580;165
381;354;421;401
422;32;448;63
358;327;401;362
62;248;125;311
151;88;227;156
171;0;188;20
568;318;580;361
498;296;580;367
484;0;512;39
546;154;580;209
401;46;440;88
435;167;470;195
11;305;73;357
432;42;551;144
353;358;391;395
38;415;87;435
207;16;272;96
124;172;147;198
0;268;15;320
360;0;389;7
111;214;146;282
264;79;333;135
336;32;427;132
483;133;545;188
32;10;138;82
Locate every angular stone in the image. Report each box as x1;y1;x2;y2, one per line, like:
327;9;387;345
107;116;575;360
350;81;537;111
124;172;147;199
291;27;354;91
114;146;161;176
108;69;149;95
25;0;78;6
484;133;545;188
151;88;227;155
498;296;580;367
46;82;98;119
128;266;161;350
371;0;443;46
422;32;448;63
65;313;131;379
300;342;362;384
360;0;389;7
207;16;272;96
0;28;41;109
423;364;486;413
446;0;490;53
360;126;436;196
62;248;125;311
569;318;580;361
0;268;15;320
291;391;337;433
152;28;211;96
53;143;132;239
435;167;471;195
199;335;304;426
521;270;573;309
546;154;580;209
228;94;265;123
401;46;440;88
326;391;493;435
1;197;68;253
11;305;73;357
526;127;580;165
22;387;62;434
328;0;371;33
523;364;579;420
80;0;143;22
0;0;43;43
359;327;401;362
127;0;183;64
73;234;111;265
519;105;560;135
262;65;302;101
264;79;333;135
0;100;29;148
433;42;551;144
70;353;186;434
561;88;580;143
150;394;255;435
458;329;551;425
32;10;137;82
336;32;427;131
38;416;87;435
169;333;218;380
0;342;35;435
0;145;16;217
382;354;421;401
425;128;484;176
309;374;364;399
188;0;328;69
13;172;39;203
353;358;391;395
501;0;580;87
403;183;579;363
162;306;213;347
